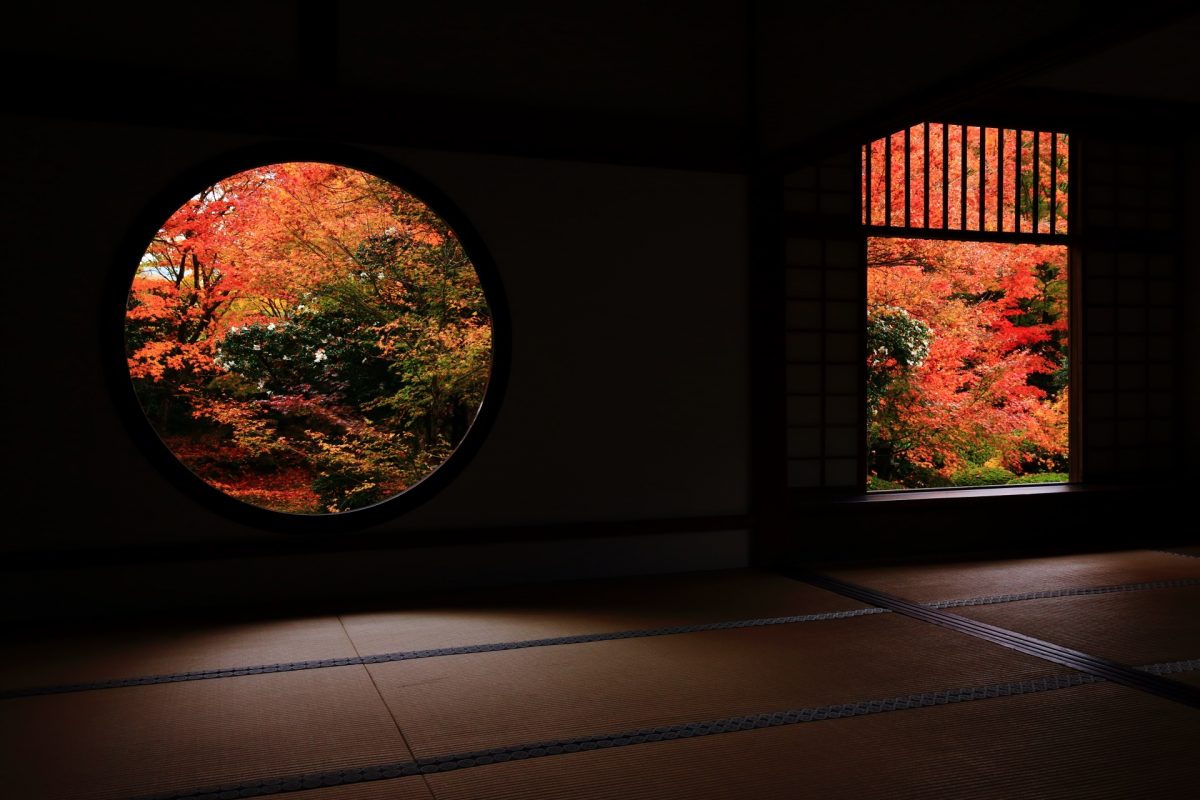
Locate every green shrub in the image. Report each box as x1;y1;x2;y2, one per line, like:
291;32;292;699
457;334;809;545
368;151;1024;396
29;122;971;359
868;475;905;491
949;465;1016;487
308;429;401;513
1007;472;1070;485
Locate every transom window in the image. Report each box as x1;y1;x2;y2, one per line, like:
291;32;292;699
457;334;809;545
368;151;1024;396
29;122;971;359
863;123;1069;237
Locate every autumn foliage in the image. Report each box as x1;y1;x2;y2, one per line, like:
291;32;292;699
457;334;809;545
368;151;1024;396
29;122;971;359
126;163;492;513
864;123;1067;235
864;124;1069;489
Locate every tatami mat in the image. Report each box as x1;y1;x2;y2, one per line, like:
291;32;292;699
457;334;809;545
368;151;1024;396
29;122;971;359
339;570;866;656
828;550;1200;603
0;616;357;693
6;559;1195;800
952;585;1200;666
366;613;1063;760
257;778;434;800
1170;671;1200;688
0;666;411;800
424;682;1199;800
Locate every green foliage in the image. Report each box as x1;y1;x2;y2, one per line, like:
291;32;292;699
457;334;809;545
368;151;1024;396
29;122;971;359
949;465;1017;487
866;305;931;408
870;456;953;489
207;372;264;401
866;240;1069;490
126;164;493;514
867;475;905;491
216;312;394;403
309;428;401;512
1007;472;1069;484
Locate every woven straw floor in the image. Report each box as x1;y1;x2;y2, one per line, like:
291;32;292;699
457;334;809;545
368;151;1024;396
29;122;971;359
2;555;1196;800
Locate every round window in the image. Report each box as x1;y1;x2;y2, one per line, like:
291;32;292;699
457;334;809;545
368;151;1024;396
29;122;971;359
123;160;498;520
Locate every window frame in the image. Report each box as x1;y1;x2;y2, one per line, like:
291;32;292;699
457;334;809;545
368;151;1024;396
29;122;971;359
858;119;1077;497
106;142;511;533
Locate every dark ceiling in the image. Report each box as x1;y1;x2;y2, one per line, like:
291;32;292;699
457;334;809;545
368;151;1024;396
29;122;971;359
3;2;1196;170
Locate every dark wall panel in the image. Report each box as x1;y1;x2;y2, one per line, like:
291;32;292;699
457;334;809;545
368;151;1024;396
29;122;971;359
0;115;748;552
1079;138;1181;482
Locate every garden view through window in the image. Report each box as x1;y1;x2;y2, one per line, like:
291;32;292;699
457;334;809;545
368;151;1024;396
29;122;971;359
864;124;1069;490
125;162;493;514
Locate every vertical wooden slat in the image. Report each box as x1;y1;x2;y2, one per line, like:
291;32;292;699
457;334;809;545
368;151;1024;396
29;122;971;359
923;122;930;228
1014;129;1023;232
997;128;1005;232
864;144;871;225
1050;132;1058;235
959;124;967;230
904;126;911;227
1065;131;1075;235
978;126;986;231
942;124;949;230
885;134;892;227
1033;129;1041;232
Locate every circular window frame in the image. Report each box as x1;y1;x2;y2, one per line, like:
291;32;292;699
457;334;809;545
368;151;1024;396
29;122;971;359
106;142;510;533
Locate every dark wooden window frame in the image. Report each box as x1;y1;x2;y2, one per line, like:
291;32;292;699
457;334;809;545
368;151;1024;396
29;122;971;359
859;120;1078;497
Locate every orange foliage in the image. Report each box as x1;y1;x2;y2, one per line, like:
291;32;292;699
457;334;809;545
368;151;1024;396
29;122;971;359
868;238;1068;485
864;124;1068;235
864;124;1070;489
126;163;492;513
